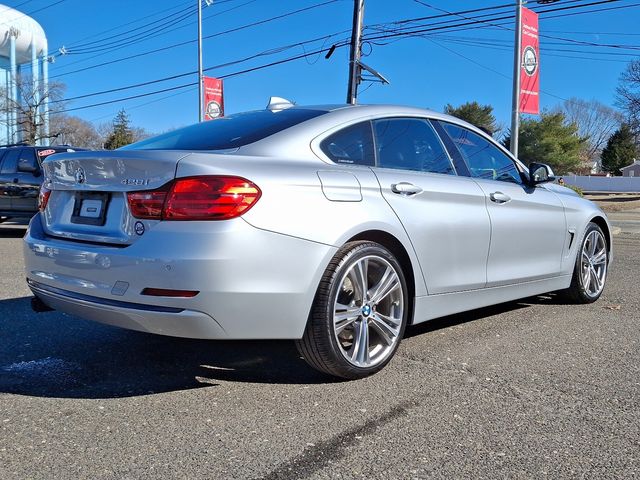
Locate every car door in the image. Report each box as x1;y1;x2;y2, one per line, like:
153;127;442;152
0;149;21;213
439;121;566;287
368;117;492;294
12;148;42;213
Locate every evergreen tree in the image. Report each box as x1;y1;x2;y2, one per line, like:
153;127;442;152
444;101;499;136
502;112;585;174
601;124;638;175
104;109;134;149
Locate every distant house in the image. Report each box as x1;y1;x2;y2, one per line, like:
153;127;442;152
620;160;640;177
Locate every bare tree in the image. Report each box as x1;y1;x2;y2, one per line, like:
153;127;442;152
557;98;623;172
49;114;103;149
616;59;640;136
0;75;67;145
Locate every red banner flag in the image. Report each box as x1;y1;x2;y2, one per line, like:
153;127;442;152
519;7;539;115
203;76;224;120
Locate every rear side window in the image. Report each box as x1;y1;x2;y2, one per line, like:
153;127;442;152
0;149;20;174
373;118;454;174
320;122;375;166
123;109;328;151
441;122;522;184
18;148;39;173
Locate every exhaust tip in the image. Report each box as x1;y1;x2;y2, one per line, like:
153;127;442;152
31;296;54;313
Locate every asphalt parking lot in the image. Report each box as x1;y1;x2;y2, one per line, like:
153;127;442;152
1;222;638;479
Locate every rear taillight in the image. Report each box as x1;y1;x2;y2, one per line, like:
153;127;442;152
126;176;261;221
127;190;167;219
38;186;51;212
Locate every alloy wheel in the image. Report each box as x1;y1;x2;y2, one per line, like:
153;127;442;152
332;255;404;368
580;229;607;297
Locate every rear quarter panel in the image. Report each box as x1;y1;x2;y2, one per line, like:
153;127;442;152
176;153;428;297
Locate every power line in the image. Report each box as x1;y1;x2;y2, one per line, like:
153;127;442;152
48;0;343;80
0;0;67;30
56;43;348;115
52;0;638;117
56;0;193;50
67;4;196;52
65;6;198;54
363;0;640;53
65;0;258;56
412;0;640;51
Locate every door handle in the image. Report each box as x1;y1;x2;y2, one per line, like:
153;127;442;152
489;191;511;204
391;182;423;196
13;178;19;183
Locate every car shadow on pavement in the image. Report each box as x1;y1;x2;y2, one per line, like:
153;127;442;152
0;296;332;400
1;293;571;399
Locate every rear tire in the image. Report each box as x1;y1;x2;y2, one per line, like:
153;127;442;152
296;241;409;380
562;222;608;304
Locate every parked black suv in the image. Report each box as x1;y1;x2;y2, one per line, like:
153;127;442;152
0;144;86;222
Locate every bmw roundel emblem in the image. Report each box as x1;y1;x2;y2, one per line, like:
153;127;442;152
74;167;86;184
134;221;145;236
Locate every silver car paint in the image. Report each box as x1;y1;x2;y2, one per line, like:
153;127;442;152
23;104;612;340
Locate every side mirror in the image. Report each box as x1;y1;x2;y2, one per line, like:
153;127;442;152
528;162;555;186
18;158;40;175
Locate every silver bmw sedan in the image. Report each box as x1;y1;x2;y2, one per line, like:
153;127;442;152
23;101;612;379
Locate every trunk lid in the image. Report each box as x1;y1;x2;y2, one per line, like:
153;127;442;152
41;150;191;245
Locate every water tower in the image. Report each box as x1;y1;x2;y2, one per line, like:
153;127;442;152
0;4;49;146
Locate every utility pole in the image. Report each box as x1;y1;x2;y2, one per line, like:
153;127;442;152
346;0;365;104
197;0;204;122
510;0;523;158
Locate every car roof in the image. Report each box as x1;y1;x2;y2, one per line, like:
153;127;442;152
283;103;487;135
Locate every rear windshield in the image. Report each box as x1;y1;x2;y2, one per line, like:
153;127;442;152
122;109;328;151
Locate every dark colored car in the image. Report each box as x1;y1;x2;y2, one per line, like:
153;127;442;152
0;144;86;222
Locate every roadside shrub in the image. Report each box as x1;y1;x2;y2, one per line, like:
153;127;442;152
565;184;584;197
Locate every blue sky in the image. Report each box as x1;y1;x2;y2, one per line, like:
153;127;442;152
6;0;640;134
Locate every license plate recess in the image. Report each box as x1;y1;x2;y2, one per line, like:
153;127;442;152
71;192;110;226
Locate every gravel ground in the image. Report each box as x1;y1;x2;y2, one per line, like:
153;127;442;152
0;223;638;479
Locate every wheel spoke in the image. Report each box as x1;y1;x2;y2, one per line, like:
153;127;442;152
370;268;400;305
590;265;603;292
370;314;399;346
353;259;369;302
350;320;370;365
583;266;591;292
334;303;361;335
588;232;597;256
347;269;365;303
592;248;607;266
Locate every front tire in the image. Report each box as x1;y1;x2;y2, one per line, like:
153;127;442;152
296;241;409;380
563;222;608;304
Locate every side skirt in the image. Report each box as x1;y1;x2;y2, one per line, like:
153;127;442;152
412;275;572;325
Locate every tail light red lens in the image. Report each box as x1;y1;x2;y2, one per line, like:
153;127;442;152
127;190;167;219
126;176;261;221
38;186;51;212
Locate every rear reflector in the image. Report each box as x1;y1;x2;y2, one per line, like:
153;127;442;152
141;288;199;298
126;176;261;221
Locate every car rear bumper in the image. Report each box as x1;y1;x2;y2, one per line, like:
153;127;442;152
29;279;228;339
24;214;337;339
